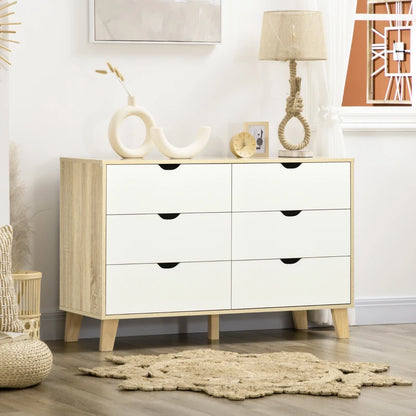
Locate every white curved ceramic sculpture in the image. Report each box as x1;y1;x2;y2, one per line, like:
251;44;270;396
108;96;156;158
151;126;210;159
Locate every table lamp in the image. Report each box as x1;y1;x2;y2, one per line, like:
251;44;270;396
259;10;327;157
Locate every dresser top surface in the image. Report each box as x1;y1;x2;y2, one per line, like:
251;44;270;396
60;157;354;165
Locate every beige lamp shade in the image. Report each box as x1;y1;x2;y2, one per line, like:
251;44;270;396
259;10;327;61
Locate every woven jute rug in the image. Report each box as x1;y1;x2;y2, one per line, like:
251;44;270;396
79;349;412;400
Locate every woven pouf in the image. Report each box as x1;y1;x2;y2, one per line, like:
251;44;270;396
0;338;53;388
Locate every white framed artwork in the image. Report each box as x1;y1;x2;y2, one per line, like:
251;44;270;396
243;122;269;158
89;0;221;44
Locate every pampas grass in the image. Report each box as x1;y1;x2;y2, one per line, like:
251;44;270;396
9;142;32;272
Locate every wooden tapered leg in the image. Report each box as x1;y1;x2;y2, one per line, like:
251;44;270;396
292;310;308;330
64;312;83;342
208;315;219;342
331;308;349;339
99;319;119;352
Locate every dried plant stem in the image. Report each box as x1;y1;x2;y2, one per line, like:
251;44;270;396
0;37;19;43
0;54;11;65
9;142;33;272
95;62;132;97
0;1;17;12
0;12;15;18
117;77;131;96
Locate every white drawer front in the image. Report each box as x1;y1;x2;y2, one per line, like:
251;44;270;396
107;164;231;214
232;210;350;260
232;162;350;211
106;262;231;314
232;257;351;309
107;213;231;264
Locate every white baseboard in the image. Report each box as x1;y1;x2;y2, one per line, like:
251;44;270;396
354;297;416;325
39;297;416;341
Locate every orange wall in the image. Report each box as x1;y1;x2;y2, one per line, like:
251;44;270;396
343;0;370;106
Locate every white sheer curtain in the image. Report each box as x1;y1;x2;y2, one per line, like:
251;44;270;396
311;0;357;157
308;0;357;325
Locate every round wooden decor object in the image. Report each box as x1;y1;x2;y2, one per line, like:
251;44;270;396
230;132;256;158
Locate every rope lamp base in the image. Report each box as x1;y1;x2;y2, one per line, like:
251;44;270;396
278;59;312;158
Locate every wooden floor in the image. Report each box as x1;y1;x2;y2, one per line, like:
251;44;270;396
0;324;415;416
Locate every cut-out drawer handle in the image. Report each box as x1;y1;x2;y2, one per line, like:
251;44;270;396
158;213;180;220
159;164;180;170
157;262;180;269
280;258;301;265
282;162;302;169
281;210;301;217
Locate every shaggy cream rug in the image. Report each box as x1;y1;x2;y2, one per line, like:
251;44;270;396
79;349;411;400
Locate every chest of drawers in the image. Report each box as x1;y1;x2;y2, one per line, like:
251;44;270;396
60;158;353;351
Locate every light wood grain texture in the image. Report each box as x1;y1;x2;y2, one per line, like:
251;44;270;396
60;157;354;165
208;315;220;341
64;312;83;342
99;319;119;352
60;158;354;351
61;304;353;321
60;159;105;319
331;308;349;338
292;310;308;330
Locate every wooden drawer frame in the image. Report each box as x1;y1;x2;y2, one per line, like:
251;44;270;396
60;157;354;351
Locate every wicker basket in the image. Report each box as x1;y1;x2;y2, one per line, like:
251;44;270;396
12;271;42;339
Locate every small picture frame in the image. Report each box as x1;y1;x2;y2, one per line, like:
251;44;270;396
243;122;269;157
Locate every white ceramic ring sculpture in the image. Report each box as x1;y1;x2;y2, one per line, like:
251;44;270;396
108;96;156;158
151;126;211;159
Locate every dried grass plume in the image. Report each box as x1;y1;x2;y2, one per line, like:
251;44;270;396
9;142;32;272
95;62;131;96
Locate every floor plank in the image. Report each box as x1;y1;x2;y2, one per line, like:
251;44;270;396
0;324;414;416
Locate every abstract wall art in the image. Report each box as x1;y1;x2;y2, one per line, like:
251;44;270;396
90;0;221;44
